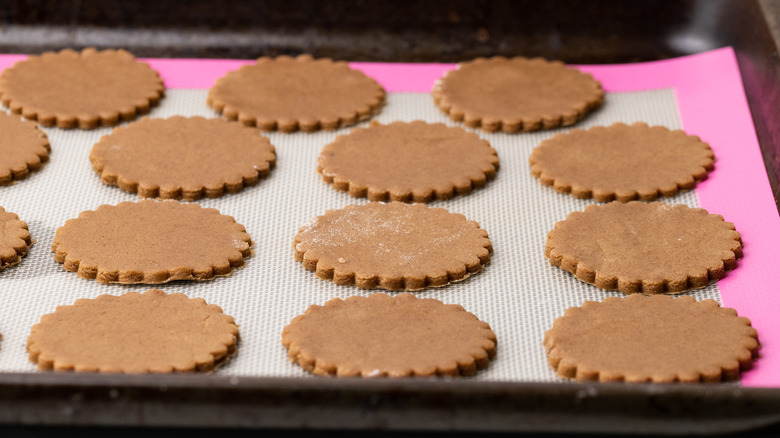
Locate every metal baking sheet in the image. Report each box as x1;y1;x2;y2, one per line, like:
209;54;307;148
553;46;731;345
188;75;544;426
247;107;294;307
1;0;780;434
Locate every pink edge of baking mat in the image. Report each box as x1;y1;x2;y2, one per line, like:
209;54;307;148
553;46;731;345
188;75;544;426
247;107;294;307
578;47;780;388
1;48;776;386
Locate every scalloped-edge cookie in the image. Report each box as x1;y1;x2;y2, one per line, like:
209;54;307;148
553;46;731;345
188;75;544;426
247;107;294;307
0;48;164;129
0;113;50;185
89;116;277;200
544;294;759;383
294;202;492;291
207;54;385;132
317;120;499;202
0;206;31;271
282;293;497;377
432;56;604;133
545;202;742;294
530;122;715;202
52;200;252;284
27;289;239;373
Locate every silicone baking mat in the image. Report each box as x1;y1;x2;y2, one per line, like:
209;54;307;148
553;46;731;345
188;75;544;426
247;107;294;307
0;47;776;387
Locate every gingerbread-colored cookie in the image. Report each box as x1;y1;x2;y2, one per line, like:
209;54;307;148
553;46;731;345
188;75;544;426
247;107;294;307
317;121;499;202
27;289;239;373
282;293;497;377
529;123;715;202
545;202;742;294
207;55;385;132
52;200;252;284
0;48;164;129
544;294;759;383
89;116;276;200
294;202;492;291
0;112;50;184
432;57;603;133
0;206;31;271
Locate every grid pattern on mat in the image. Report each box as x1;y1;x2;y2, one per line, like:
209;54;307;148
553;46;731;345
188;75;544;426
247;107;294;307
0;88;721;381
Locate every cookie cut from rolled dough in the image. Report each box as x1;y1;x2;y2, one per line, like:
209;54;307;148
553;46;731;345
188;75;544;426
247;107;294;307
544;202;742;294
90;116;276;200
544;294;759;383
432;56;603;132
318;120;499;202
283;293;497;377
27;289;239;373
294;202;492;291
0;112;50;185
0;206;31;271
0;48;164;129
530;122;715;202
52;200;252;284
208;54;385;132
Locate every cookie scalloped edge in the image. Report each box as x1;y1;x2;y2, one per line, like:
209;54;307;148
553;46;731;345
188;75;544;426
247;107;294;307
432;56;604;133
317;120;500;203
0;115;51;185
206;54;386;133
281;293;498;377
543;295;760;383
0;48;165;130
27;289;240;373
529;122;716;202
51;201;253;284
0;207;32;270
293;203;493;291
544;202;743;294
89;116;277;200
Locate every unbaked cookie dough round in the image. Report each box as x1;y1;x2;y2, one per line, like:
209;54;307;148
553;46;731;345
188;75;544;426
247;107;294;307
294;202;492;291
0;48;164;129
318;121;498;202
283;293;497;377
208;55;385;132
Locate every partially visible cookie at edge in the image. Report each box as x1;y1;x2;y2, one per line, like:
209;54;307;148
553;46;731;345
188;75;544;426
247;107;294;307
282;293;497;377
317;120;499;202
52;200;252;284
544;294;759;383
0;112;50;185
433;56;604;133
90;116;277;200
208;54;385;132
0;48;164;129
544;202;743;294
0;206;31;271
294;202;492;291
529;122;715;202
27;289;239;373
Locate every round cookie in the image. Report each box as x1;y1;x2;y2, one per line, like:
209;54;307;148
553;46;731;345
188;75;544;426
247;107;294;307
317;121;499;202
544;202;742;294
294;202;492;291
0;206;31;271
90;116;277;200
207;55;385;132
52;200;252;284
0;48;164;129
529;122;715;202
283;293;497;377
0;112;50;185
27;289;239;373
544;294;759;383
432;56;604;133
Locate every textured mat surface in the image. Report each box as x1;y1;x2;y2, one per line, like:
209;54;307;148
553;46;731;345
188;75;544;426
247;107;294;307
0;87;720;381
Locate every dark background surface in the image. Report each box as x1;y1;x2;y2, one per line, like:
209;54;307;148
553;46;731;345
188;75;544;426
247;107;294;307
0;0;771;63
1;0;780;436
